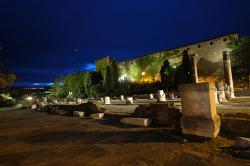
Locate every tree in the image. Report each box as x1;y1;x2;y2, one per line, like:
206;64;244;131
46;76;65;99
228;36;250;74
0;60;16;89
110;59;120;95
174;49;193;87
160;60;175;91
89;71;104;97
104;66;111;96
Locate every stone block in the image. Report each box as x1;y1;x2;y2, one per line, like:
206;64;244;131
120;117;151;127
90;113;104;119
74;111;85;117
179;82;221;138
31;104;37;110
58;110;69;116
133;104;181;128
234;137;250;149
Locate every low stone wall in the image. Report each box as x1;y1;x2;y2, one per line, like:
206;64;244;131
220;113;250;138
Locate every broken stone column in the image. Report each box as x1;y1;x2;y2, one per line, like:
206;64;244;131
157;90;166;102
74;111;85;117
179;82;221;138
104;96;111;105
43;97;47;104
149;93;154;100
190;54;199;83
120;117;151;127
216;81;227;102
169;93;175;100
224;84;232;100
76;98;82;104
126;97;133;105
223;51;234;98
53;99;58;104
90;113;104;119
120;95;125;101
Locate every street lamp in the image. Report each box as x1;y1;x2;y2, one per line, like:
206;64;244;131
141;71;146;82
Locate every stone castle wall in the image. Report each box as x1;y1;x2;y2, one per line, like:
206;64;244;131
96;33;238;82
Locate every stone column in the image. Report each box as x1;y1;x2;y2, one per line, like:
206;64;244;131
179;82;221;138
126;97;134;105
149;94;154;100
120;95;125;101
104;96;111;105
190;54;199;83
223;51;234;98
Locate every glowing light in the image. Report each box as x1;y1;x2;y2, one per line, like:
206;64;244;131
119;74;127;82
173;65;176;69
141;71;146;76
26;96;33;101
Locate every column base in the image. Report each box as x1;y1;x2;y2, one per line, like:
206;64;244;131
181;115;221;138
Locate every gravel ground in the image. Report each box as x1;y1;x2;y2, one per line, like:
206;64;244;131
0;109;249;166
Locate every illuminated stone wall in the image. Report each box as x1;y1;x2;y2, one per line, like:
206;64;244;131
95;56;112;72
96;33;238;83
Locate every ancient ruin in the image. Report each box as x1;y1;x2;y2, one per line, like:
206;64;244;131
179;82;221;138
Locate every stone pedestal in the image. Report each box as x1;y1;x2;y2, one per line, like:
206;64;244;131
104;96;111;105
126;97;133;105
149;94;154;100
223;51;235;98
157;90;166;102
179;82;221;138
120;95;125;101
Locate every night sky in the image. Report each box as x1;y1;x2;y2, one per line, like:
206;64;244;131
0;0;250;87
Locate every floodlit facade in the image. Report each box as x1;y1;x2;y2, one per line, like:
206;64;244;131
96;33;238;83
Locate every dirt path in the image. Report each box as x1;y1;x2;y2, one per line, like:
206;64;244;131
0;109;249;166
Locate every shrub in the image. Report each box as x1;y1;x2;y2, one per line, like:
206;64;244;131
0;93;17;107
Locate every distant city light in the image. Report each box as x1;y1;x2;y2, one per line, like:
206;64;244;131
84;63;96;71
